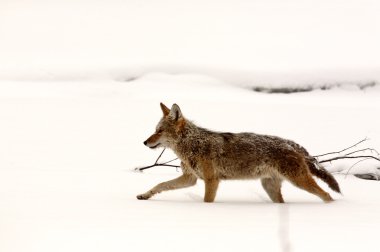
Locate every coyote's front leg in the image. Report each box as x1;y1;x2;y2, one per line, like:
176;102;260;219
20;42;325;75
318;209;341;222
204;178;220;203
137;173;197;200
201;160;219;203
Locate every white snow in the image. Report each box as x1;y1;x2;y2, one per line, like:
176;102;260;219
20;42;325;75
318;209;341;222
1;77;380;252
1;0;380;251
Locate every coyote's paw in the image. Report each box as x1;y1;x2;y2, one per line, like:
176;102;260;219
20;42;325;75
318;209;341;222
136;193;152;200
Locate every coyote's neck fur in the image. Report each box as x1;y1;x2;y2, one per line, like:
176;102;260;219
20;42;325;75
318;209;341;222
172;120;215;157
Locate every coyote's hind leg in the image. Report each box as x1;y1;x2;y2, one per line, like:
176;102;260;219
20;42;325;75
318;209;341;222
279;152;333;202
288;174;333;202
261;177;284;203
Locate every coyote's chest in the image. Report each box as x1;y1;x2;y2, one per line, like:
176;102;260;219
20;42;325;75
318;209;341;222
180;158;205;179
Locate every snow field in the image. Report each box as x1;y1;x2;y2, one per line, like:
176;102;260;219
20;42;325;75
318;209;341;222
0;75;379;252
1;0;380;250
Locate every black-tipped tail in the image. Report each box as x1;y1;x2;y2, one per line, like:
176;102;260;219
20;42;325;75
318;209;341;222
307;160;341;193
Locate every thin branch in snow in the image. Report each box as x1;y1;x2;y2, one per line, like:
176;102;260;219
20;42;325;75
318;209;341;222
154;148;166;164
319;155;380;164
345;148;379;157
344;158;373;178
314;138;380;179
135;148;180;172
161;157;179;165
313;137;368;158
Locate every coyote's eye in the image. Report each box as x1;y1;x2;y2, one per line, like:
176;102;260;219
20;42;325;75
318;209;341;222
157;129;163;134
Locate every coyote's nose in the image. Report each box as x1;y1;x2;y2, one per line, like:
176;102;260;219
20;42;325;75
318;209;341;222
143;140;147;146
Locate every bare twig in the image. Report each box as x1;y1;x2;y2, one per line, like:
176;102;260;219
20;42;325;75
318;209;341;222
319;155;380;164
344;158;373;178
136;163;180;171
345;148;379;157
313;137;368;158
154;148;166;164
314;138;380;178
135;148;180;172
162;157;179;165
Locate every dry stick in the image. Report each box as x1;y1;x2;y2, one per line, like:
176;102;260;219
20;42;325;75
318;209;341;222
154;148;166;164
313;137;368;158
319;155;380;163
136;163;180;171
345;148;379;157
344;158;373;178
315;138;380;173
161;157;179;165
314;138;380;177
135;148;180;171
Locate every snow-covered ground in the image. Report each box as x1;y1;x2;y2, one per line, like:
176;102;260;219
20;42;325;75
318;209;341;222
0;77;379;252
1;0;380;251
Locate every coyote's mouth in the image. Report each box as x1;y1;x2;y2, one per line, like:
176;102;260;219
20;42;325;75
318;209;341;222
149;143;161;149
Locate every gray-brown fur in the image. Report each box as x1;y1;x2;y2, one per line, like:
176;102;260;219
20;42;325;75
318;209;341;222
306;161;341;193
137;103;340;203
283;141;341;193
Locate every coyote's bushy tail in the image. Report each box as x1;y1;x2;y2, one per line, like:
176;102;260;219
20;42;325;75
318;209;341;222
306;159;341;193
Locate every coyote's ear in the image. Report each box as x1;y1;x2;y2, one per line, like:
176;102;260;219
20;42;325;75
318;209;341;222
160;102;170;116
169;104;182;121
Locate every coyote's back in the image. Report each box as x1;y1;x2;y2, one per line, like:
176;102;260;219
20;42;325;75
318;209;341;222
137;103;340;203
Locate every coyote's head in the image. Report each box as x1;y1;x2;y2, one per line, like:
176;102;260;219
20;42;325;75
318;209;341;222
143;103;186;149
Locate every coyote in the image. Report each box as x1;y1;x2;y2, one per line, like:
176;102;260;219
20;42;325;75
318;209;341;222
137;103;340;203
